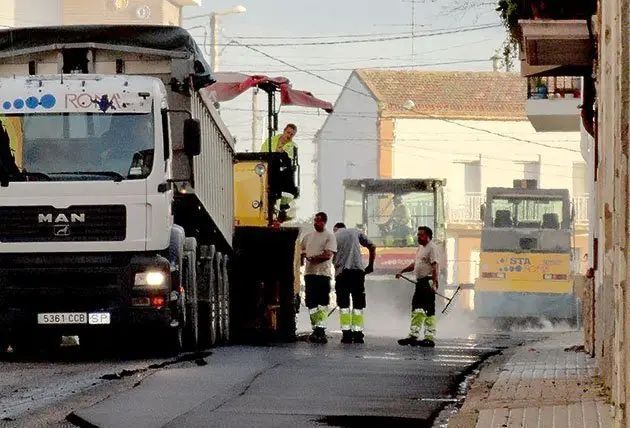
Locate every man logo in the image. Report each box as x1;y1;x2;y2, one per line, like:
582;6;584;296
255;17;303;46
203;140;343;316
54;225;70;236
38;213;86;223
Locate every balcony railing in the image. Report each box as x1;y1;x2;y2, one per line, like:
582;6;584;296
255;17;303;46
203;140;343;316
528;76;581;100
448;193;485;225
573;195;589;225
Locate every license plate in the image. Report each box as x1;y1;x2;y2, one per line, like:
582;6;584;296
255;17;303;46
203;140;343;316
88;312;111;325
37;312;87;325
36;312;111;325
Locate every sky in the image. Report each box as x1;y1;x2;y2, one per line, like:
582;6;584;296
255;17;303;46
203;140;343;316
181;0;509;220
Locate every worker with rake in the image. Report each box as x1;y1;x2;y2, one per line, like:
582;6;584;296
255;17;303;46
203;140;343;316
395;226;439;348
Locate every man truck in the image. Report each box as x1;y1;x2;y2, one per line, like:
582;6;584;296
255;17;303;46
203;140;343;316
0;25;332;355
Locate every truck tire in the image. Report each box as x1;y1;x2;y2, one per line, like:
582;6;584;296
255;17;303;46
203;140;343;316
161;320;184;357
209;251;220;346
220;255;230;343
197;245;213;349
170;225;186;291
183;237;199;351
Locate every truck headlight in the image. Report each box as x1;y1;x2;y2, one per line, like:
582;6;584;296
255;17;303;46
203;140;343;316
135;271;166;287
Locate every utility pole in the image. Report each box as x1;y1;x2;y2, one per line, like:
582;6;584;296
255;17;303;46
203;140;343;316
210;12;219;72
251;88;259;152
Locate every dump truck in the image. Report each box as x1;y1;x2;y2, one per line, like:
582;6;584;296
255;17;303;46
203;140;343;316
0;25;332;354
474;179;579;327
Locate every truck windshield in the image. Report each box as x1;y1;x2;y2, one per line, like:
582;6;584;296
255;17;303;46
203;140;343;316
365;191;434;247
491;196;566;229
0;113;155;182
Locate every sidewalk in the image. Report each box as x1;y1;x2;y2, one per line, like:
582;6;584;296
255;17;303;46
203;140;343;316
449;331;613;428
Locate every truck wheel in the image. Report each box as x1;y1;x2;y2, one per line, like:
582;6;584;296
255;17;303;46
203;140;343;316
197;245;213;350
162;323;183;357
220;255;230;343
183;237;199;351
210;252;221;346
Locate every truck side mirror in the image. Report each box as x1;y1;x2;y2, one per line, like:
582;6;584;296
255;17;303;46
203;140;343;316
184;118;201;157
480;203;486;221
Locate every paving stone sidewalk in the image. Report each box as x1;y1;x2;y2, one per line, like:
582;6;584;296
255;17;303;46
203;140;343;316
472;331;613;428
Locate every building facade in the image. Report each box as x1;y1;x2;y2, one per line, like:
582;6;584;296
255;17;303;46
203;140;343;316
316;69;588;286
0;0;200;28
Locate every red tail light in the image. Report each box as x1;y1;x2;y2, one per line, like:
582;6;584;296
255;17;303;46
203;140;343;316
151;296;166;309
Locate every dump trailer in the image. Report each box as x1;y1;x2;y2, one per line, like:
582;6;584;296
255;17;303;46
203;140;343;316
0;25;235;354
474;179;579;326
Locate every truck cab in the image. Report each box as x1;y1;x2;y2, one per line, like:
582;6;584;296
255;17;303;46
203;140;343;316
0;25;233;355
342;178;447;275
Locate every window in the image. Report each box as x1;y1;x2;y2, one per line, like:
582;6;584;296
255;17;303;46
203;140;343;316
1;113;155;181
464;160;481;194
364;191;435;248
514;160;541;182
491;196;565;229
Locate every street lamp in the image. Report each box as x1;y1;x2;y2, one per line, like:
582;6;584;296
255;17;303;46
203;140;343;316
185;6;246;73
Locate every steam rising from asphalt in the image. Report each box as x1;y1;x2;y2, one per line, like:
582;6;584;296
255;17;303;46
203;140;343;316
296;275;579;337
297;276;482;339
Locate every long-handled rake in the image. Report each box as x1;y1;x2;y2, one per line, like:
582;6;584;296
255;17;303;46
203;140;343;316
399;275;462;314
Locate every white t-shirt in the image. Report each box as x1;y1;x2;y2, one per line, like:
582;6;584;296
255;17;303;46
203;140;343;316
301;229;337;278
414;240;438;279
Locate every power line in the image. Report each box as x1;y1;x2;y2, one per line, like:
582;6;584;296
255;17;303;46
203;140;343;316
199;24;502;47
226;59;491;74
228;41;581;154
220;38;496;68
222;22;500;40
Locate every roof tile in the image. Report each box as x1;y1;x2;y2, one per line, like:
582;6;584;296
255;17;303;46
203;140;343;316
355;69;527;120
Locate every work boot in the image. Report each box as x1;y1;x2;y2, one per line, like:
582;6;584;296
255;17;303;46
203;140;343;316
417;338;435;348
397;336;420;346
352;331;365;344
341;330;353;344
309;327;328;344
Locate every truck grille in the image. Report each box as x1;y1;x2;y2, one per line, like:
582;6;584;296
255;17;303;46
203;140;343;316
0;205;126;242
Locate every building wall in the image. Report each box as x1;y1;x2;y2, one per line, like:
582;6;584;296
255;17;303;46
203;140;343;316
162;1;181;25
391;118;585;205
2;0;191;27
594;0;629;425
14;0;62;26
61;0;174;25
316;73;379;223
0;2;16;28
456;235;480;284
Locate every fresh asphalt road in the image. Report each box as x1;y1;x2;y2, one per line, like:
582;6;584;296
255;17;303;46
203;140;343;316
1;278;552;427
70;331;528;428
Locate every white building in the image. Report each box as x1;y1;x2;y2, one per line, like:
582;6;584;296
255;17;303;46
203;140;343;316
0;0;200;28
315;69;588;284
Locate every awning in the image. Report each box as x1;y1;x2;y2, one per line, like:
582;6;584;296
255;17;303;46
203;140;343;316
204;72;333;113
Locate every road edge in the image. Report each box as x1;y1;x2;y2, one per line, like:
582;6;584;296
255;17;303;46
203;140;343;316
444;343;522;428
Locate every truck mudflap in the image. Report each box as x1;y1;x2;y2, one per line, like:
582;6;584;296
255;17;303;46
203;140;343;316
231;226;300;344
